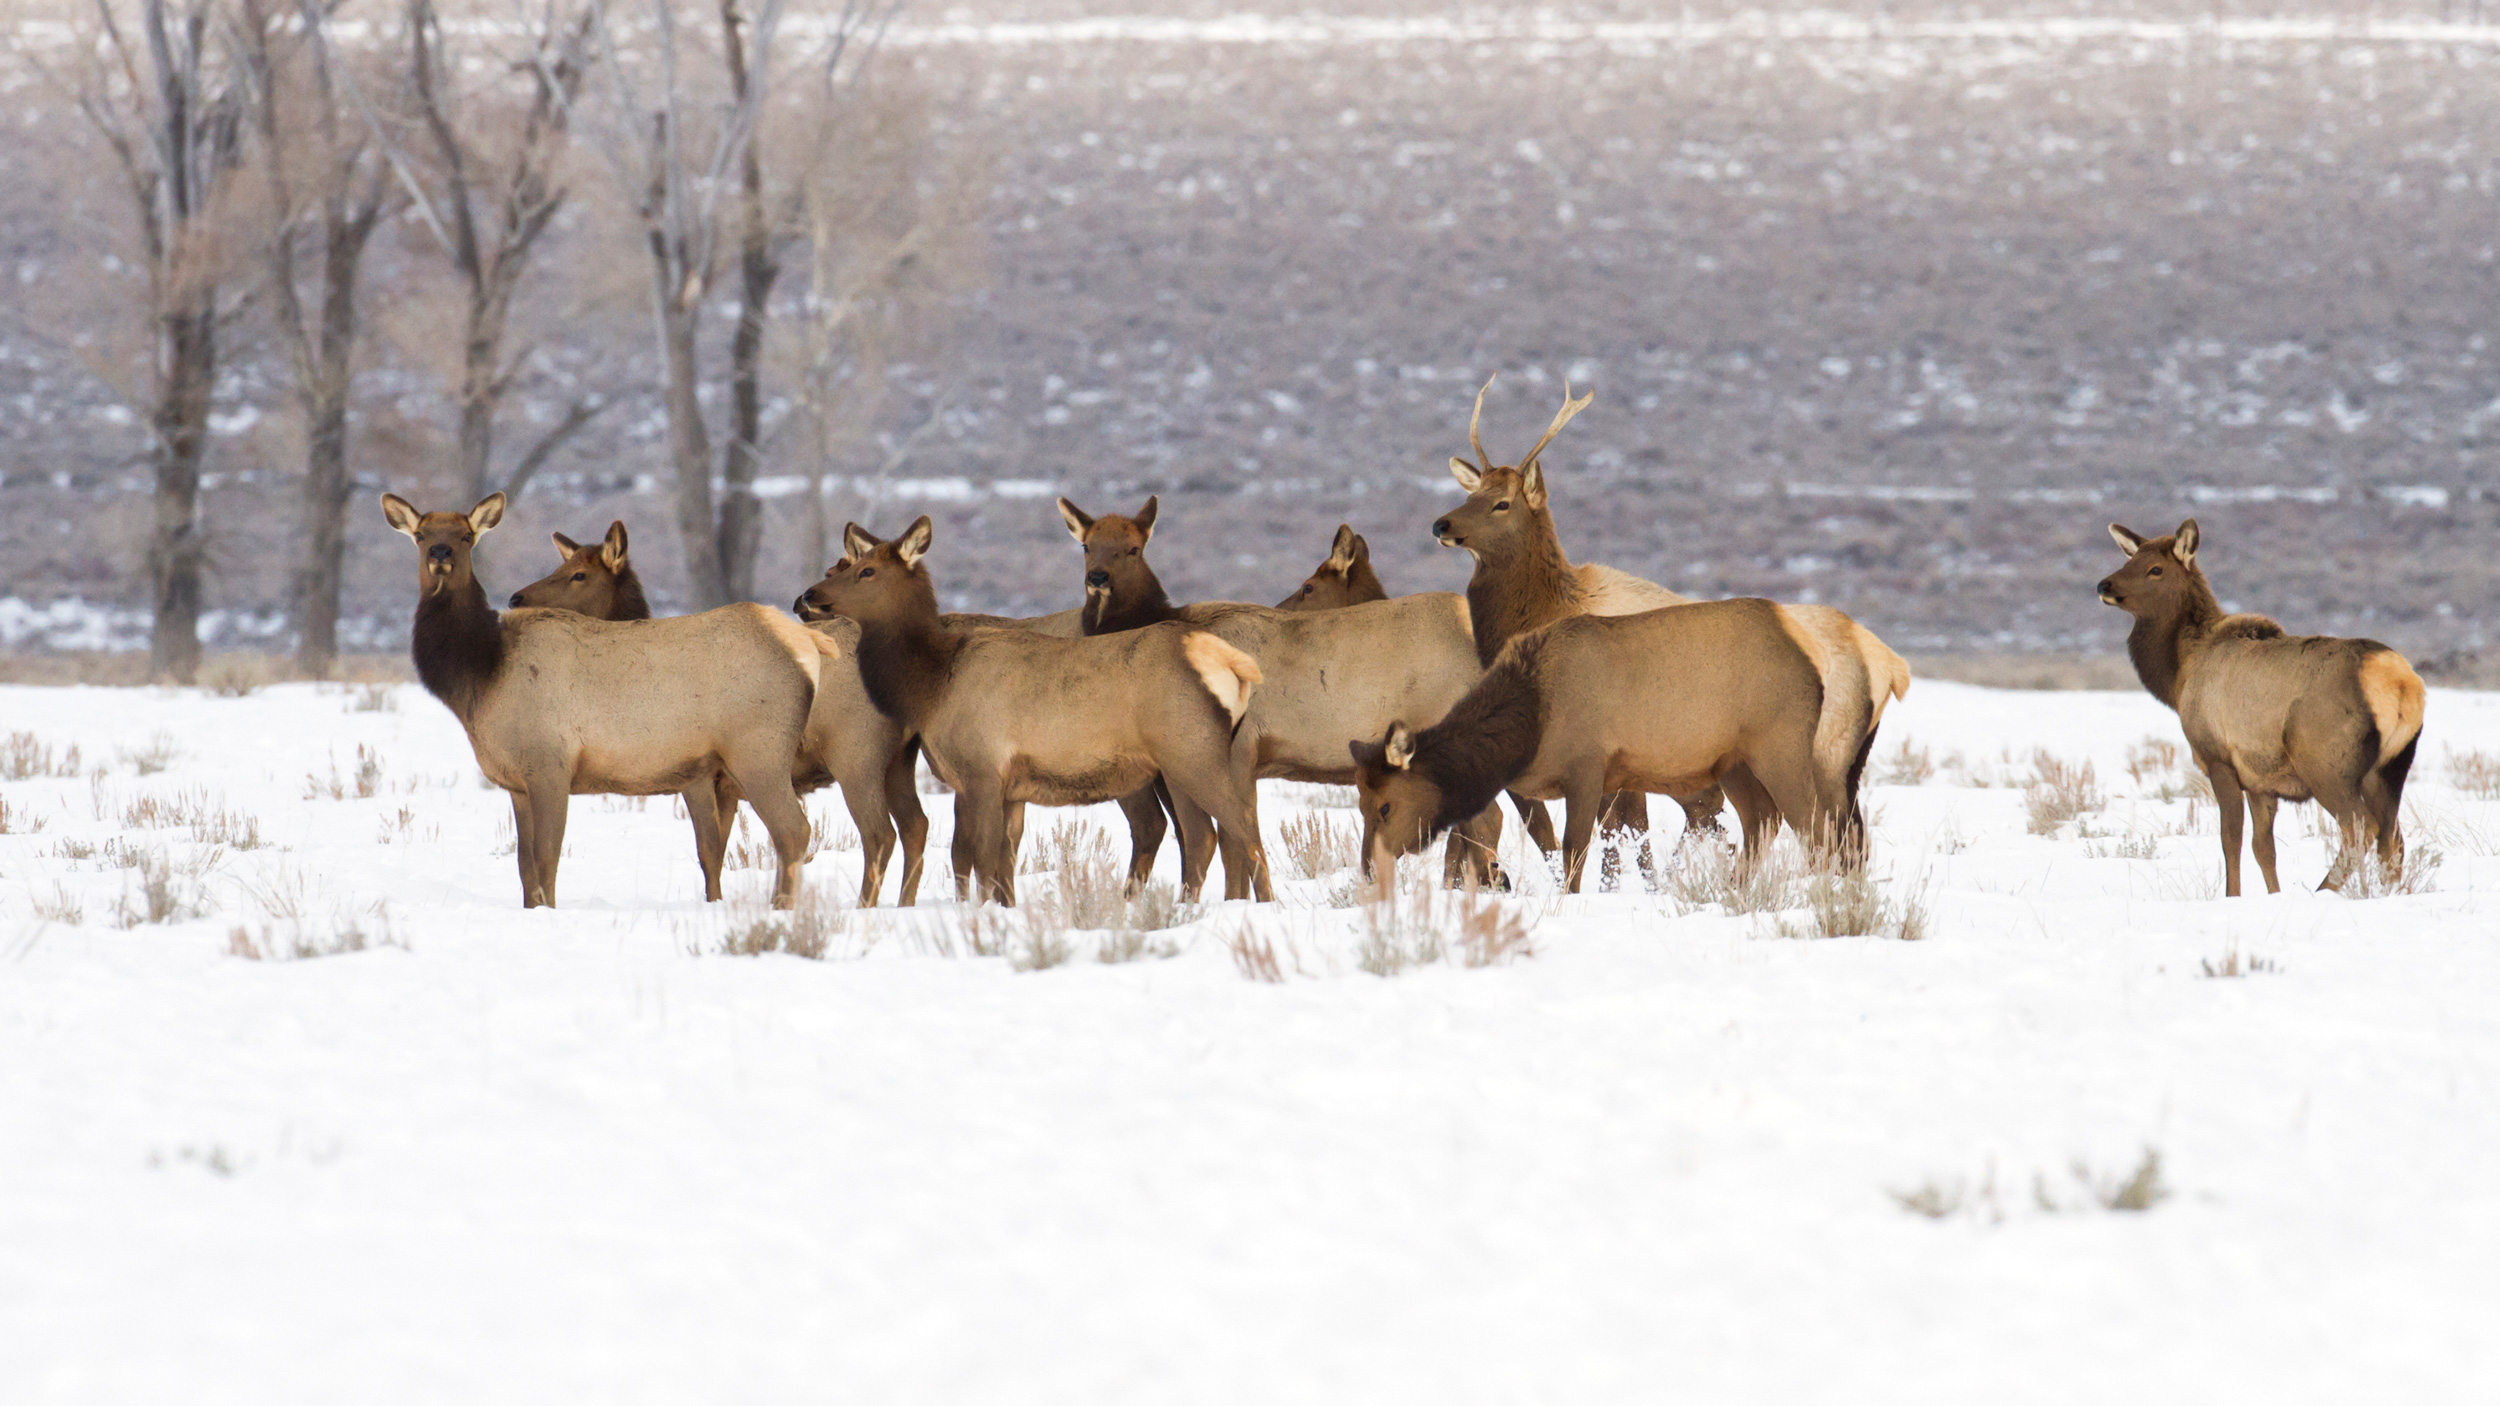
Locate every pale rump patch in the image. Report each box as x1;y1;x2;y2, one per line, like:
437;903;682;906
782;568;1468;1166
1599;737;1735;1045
2358;650;2426;766
1182;632;1262;725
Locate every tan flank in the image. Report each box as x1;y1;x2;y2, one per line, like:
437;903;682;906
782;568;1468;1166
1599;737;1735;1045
2100;519;2425;895
1352;601;1856;893
381;493;822;910
1058;498;1516;892
1433;378;1905;862
512;526;928;907
795;515;1274;907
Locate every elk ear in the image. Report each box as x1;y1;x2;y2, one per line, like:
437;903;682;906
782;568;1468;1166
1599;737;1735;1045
1133;495;1158;539
1326;523;1360;571
1348;737;1384;772
843;522;880;561
551;532;582;558
2171;519;2199;569
2108;523;2147;556
1383;721;1415;771
1448;457;1483;492
1056;497;1094;543
895;515;935;569
467;492;506;536
380;493;422;538
1346;531;1370;568
1521;460;1548;511
600;520;629;571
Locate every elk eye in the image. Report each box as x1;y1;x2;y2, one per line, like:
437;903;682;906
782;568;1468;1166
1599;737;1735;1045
858;567;877;579
571;572;586;582
1493;501;1510;512
2148;566;2163;577
1377;803;1390;819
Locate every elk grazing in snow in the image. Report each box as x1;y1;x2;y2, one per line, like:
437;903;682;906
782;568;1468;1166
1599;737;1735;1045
2099;520;2424;895
511;523;929;907
381;493;825;909
1056;496;1511;890
1351;600;1855;891
1433;380;1909;872
795;516;1273;906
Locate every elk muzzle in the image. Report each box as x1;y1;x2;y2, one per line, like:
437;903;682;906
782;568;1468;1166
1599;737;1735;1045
1431;515;1457;546
1085;569;1111;589
2096;577;2122;606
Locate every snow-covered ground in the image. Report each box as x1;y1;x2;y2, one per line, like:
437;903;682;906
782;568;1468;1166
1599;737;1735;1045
4;677;2498;1403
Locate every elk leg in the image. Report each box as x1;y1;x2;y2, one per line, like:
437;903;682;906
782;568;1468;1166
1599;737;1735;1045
956;778;1015;907
1508;791;1559;854
842;768;898;909
2207;762;2248;898
1673;785;1727;838
1168;790;1218;903
508;791;540;909
1004;800;1029;875
1115;782;1169;895
1595;791;1644;893
2246;792;2283;895
2364;755;2408;885
1718;766;1779;864
730;764;812;910
882;746;929;907
523;778;569;909
1164;764;1270;903
682;779;729;903
1447;805;1508;891
951;794;979;901
1559;772;1605;895
1746;745;1828;866
2306;768;2374;893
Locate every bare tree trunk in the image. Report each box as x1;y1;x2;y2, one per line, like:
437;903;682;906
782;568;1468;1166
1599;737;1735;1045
715;0;780;602
149;303;214;683
657;286;729;607
292;206;381;676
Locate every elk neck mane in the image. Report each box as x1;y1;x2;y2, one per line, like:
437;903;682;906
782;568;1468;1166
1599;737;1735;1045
412;575;506;719
851;581;966;729
609;564;653;621
1464;508;1584;666
1416;630;1551;837
2126;569;2237;708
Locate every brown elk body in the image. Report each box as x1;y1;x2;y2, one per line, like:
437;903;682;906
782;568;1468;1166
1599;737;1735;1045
1058;497;1511;891
1433;381;1908;868
2098;520;2424;895
1352;602;1853;892
381;493;822;909
1276;524;1387;613
512;524;929;907
795;516;1274;906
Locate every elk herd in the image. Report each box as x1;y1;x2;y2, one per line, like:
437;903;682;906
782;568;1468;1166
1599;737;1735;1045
380;379;2429;913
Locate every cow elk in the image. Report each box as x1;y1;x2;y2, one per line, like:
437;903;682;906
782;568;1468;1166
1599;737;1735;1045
795;516;1274;907
514;524;928;907
1057;496;1512;891
381;493;824;909
1352;601;1856;892
2099;520;2424;895
1435;379;1909;871
1276;524;1386;612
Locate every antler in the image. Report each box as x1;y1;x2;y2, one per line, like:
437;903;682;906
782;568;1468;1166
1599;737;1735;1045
1467;376;1495;471
1518;379;1593;469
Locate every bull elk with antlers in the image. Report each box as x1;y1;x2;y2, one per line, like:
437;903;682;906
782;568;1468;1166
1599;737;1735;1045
796;516;1274;906
2099;520;2424;895
1435;380;1908;868
510;522;929;907
382;493;825;909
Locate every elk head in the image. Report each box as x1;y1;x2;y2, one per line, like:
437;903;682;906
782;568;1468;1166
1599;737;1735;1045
2097;519;2202;620
509;521;640;616
1277;524;1381;611
381;492;504;597
1349;721;1442;875
1057;495;1161;627
795;516;938;628
1431;377;1591;559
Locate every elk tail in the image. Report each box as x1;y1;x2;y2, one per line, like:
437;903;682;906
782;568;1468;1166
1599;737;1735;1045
1853;621;1911;721
2359;649;2426;769
1182;632;1262;728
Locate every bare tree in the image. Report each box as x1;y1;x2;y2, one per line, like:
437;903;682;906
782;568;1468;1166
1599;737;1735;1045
396;0;602;505
235;0;392;677
76;0;249;683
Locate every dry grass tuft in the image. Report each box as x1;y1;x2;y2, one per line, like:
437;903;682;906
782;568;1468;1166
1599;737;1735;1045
2038;1148;2173;1214
2444;748;2500;801
2334;842;2443;900
1;732;83;781
1356;864;1536;976
112;847;217;927
1772;868;1931;941
1225;921;1285;983
304;745;385;801
228;905;403;961
1873;739;1936;787
202;656;271;698
2199;949;2281;978
348;682;398;713
0;794;47;834
1665;842;1803;916
711;883;851;960
1275;811;1360;879
32;885;84;925
118;733;180;777
2023;751;2104;835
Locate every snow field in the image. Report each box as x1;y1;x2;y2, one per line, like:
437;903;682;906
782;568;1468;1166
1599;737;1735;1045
2;678;2498;1402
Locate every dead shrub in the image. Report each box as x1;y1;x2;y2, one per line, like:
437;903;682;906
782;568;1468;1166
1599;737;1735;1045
711;882;851;960
228;905;403;960
1358;864;1535;976
0;795;46;834
1873;739;1936;787
1;732;82;781
32;885;84;925
202;656;271;698
1225;921;1285;982
2199;949;2280;978
112;848;216;927
2444;748;2500;801
1276;811;1360;878
2038;1148;2173;1214
2023;751;2104;835
1666;841;1802;916
304;745;384;801
1772;868;1930;941
348;683;398;713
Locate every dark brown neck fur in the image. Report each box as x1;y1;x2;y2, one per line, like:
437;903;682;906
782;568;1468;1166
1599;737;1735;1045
412;576;505;720
608;566;652;621
2126;573;2226;710
1415;633;1550;837
1464;512;1582;666
1343;557;1387;604
853;584;966;730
